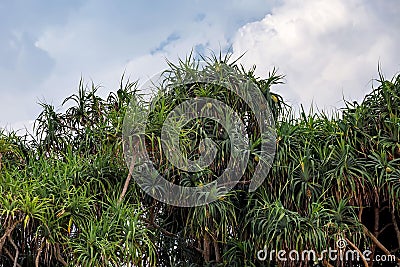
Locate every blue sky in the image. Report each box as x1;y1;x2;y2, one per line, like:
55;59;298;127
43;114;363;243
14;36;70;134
1;0;399;132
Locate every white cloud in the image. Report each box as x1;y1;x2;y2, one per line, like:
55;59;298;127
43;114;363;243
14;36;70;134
31;0;275;118
4;0;398;129
232;0;400;112
1;0;280;127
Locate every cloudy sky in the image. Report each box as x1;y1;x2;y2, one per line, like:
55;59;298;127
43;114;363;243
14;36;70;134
1;0;399;132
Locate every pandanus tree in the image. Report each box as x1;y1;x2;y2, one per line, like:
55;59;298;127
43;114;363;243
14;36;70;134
0;52;399;267
0;76;156;266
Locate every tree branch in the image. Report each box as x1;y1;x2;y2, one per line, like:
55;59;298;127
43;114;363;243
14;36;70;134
7;236;19;267
362;225;400;264
391;203;400;250
344;237;368;267
119;150;137;202
35;237;45;267
0;218;23;253
55;243;68;266
3;247;22;267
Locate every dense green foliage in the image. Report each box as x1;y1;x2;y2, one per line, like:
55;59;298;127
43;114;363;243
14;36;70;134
0;54;399;266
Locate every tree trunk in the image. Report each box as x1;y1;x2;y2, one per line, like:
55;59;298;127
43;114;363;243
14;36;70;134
203;233;210;262
213;239;221;263
363;225;400;264
368;206;380;267
391;203;400;250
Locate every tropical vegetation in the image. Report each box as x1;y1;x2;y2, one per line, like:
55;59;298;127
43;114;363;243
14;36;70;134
0;54;399;266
